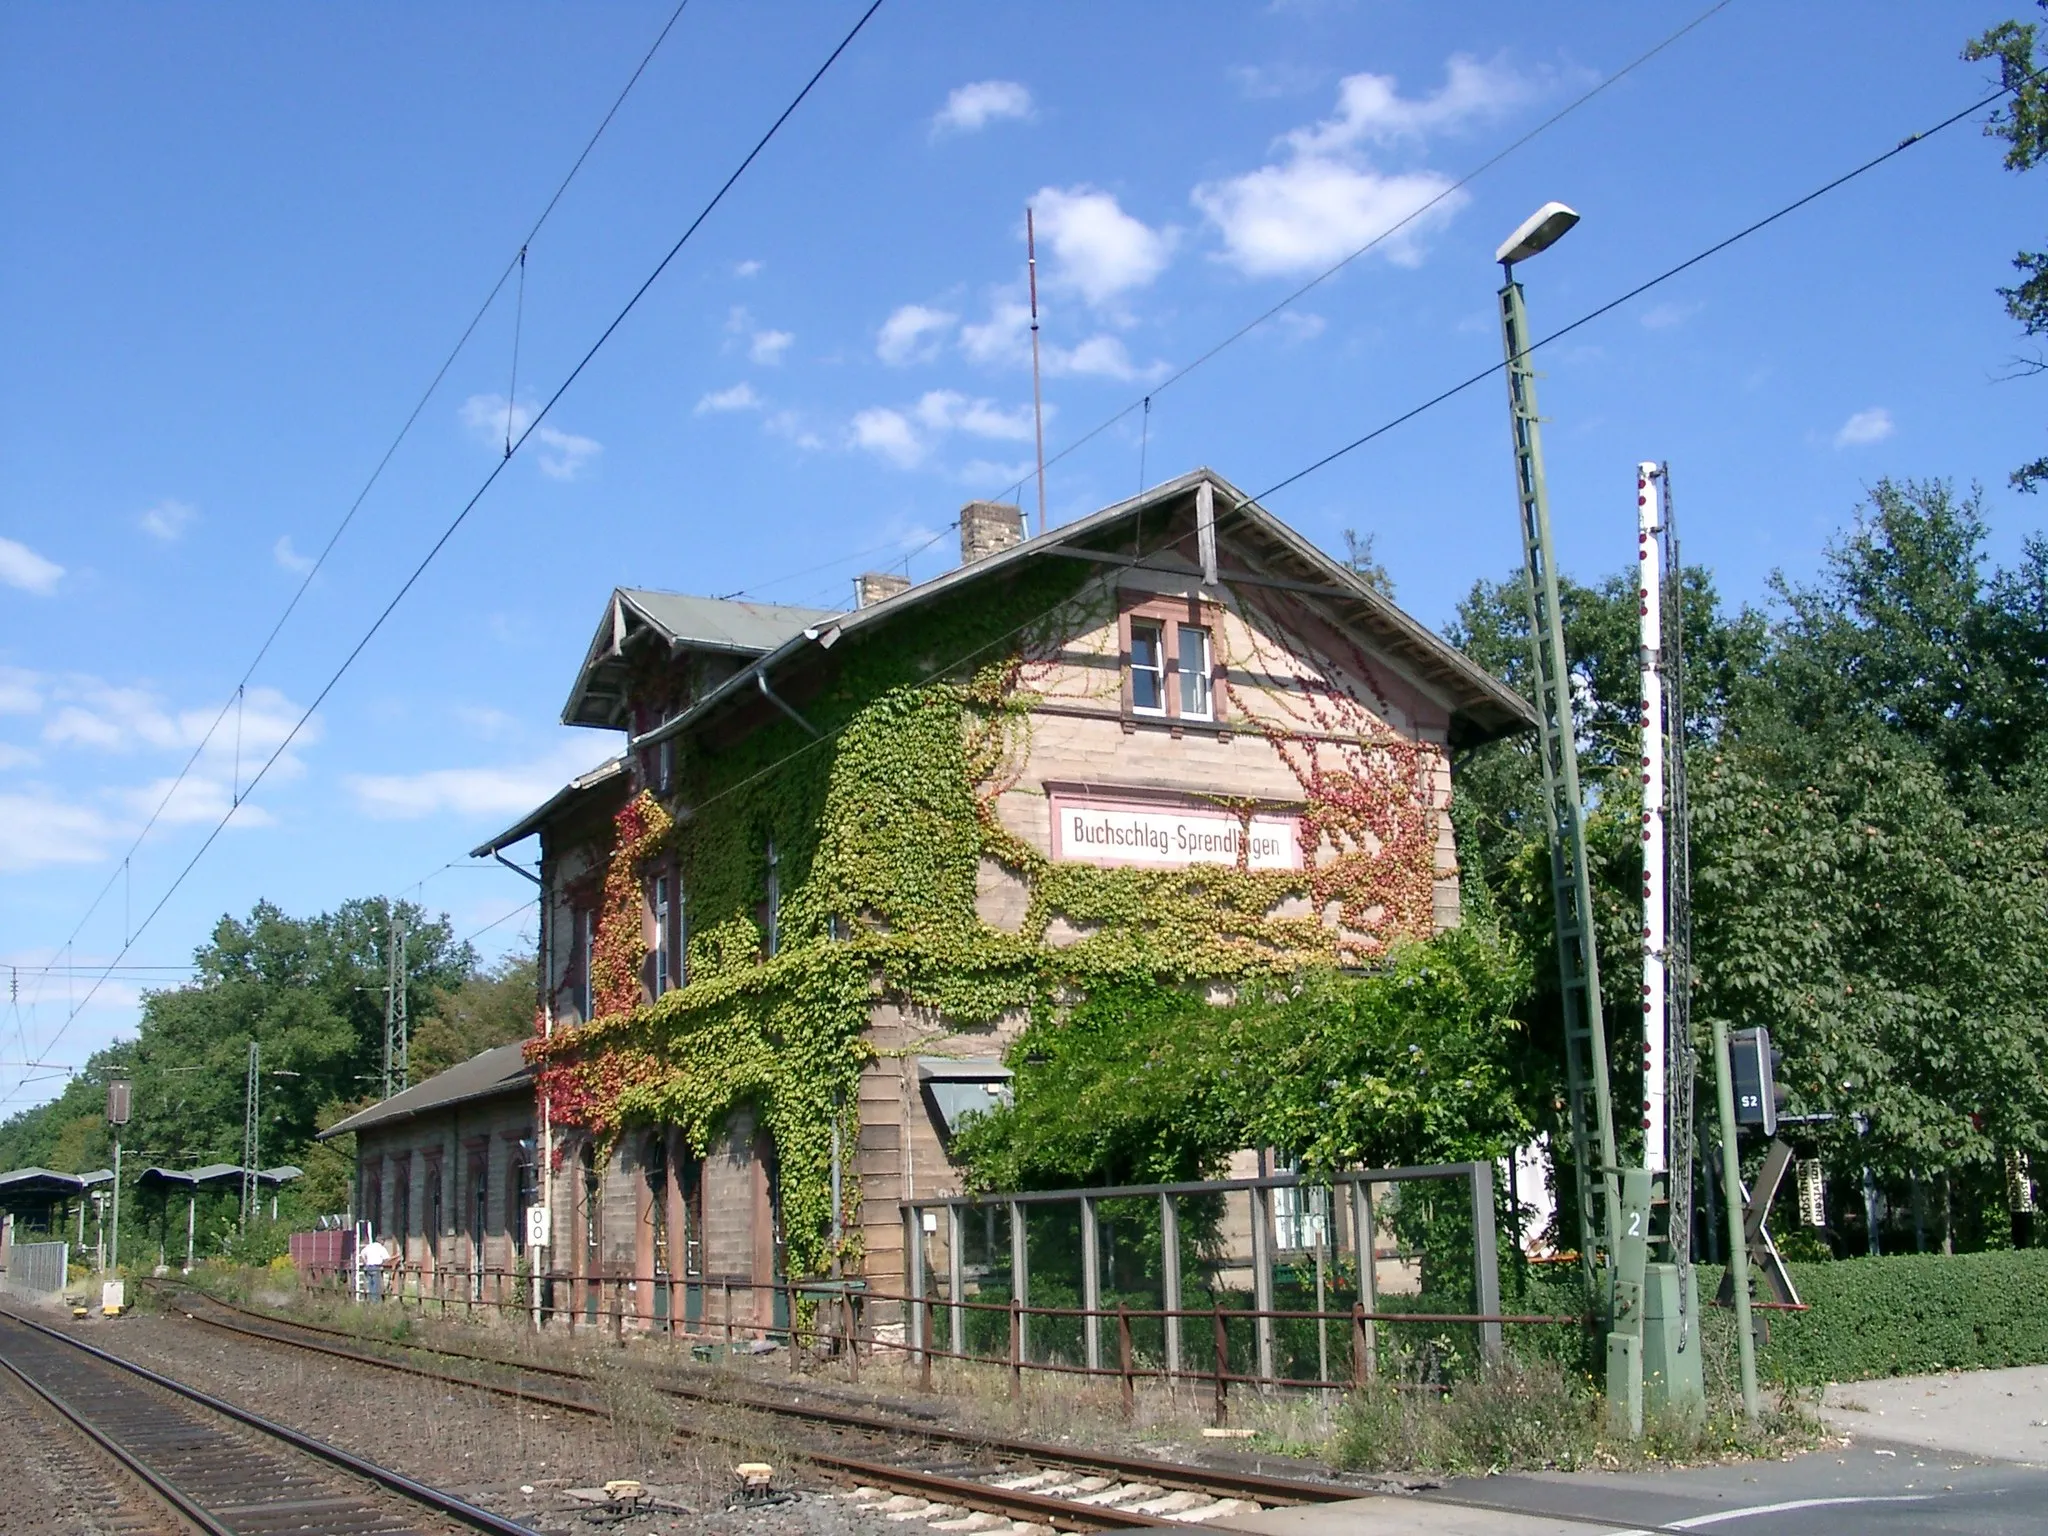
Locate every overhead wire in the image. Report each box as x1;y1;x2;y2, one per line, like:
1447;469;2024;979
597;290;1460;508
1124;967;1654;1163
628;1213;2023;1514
22;0;699;1034
3;0;888;1106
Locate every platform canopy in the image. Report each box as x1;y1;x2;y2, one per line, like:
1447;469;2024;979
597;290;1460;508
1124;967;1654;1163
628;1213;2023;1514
135;1163;302;1192
0;1166;113;1216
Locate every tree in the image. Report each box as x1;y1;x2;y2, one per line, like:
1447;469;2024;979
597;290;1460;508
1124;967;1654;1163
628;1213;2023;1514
1965;7;2048;491
408;949;537;1081
0;895;477;1246
1341;529;1396;598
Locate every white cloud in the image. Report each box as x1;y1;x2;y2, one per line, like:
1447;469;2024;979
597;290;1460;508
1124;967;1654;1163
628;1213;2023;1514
458;394;602;479
0;743;37;770
766;410;825;451
1033;186;1174;306
274;536;315;574
533;424;601;480
0;536;63;596
1272;310;1328;343
914;390;1035;441
734;259;763;278
851;391;1041;470
1287;54;1541;154
1193;56;1553;277
1229;62;1325;100
455;704;518;739
0;668;42;715
958;298;1161;381
1194;156;1460;276
139;499;197;542
0;792;117;872
877;304;957;366
696;382;762;414
345;743;605;821
932;80;1034;137
849;406;925;468
119;774;276;828
35;679;313;775
1834;407;1894;448
750;329;794;365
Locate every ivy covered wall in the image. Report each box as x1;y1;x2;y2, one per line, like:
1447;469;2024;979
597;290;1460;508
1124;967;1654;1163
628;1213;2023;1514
529;544;1502;1281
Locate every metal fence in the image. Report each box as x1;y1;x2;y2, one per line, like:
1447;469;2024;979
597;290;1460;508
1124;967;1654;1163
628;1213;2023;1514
2;1240;69;1295
903;1162;1513;1388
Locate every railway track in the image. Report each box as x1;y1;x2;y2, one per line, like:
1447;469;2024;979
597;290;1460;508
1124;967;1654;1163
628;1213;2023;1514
147;1287;1704;1536
0;1304;538;1536
152;1286;1374;1530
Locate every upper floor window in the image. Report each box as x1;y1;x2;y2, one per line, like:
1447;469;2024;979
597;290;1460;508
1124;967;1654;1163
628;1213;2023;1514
1129;621;1166;714
1179;625;1213;720
574;906;594;1021
764;838;781;958
651;874;673;997
654;736;674;795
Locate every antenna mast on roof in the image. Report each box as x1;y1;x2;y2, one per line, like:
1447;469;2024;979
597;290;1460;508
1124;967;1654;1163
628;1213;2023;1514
1027;206;1047;537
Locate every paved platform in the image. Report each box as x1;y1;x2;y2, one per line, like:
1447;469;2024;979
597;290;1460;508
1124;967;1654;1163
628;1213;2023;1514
1215;1440;2048;1535
1823;1364;2048;1465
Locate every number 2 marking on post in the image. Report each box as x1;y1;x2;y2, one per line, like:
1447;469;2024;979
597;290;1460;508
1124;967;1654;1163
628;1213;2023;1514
1628;1211;1642;1237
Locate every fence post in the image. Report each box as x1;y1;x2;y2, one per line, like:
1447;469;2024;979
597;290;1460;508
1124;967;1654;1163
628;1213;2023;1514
1159;1192;1182;1384
1350;1302;1368;1390
904;1203;925;1378
1250;1183;1275;1394
1117;1303;1134;1419
1008;1295;1022;1400
845;1292;862;1383
1351;1179;1378;1383
1079;1194;1102;1372
789;1284;800;1376
919;1288;935;1394
948;1205;966;1361
723;1279;733;1346
1211;1302;1228;1427
1009;1200;1030;1366
1469;1161;1503;1367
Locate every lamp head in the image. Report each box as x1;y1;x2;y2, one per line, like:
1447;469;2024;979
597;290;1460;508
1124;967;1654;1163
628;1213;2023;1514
1496;201;1580;268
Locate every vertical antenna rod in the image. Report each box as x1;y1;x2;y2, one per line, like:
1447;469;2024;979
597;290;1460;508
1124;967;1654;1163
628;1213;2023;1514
1027;206;1047;536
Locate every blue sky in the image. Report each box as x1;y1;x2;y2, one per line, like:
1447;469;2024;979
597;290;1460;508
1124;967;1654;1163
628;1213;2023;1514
2;1;2041;1111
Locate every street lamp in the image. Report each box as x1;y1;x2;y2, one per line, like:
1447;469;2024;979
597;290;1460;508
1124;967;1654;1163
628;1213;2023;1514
1495;200;1580;268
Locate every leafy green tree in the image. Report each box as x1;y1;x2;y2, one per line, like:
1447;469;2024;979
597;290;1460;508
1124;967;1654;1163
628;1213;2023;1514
408;949;536;1082
0;896;477;1246
1965;6;2048;491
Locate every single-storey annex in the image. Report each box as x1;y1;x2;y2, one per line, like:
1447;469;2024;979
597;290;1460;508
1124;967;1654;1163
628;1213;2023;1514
349;468;1533;1330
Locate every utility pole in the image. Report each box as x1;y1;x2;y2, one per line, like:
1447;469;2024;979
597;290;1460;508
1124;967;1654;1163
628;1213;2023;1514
1629;463;1705;1429
382;907;408;1098
106;1079;129;1271
1495;204;1623;1333
242;1041;260;1227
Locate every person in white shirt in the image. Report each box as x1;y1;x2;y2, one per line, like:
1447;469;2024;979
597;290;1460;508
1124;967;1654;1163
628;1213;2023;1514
360;1237;391;1301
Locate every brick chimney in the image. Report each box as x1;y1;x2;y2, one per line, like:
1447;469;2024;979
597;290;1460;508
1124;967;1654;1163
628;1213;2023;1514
959;500;1025;565
853;571;912;609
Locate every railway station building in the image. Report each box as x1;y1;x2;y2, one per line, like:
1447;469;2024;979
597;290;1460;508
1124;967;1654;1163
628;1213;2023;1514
348;469;1531;1330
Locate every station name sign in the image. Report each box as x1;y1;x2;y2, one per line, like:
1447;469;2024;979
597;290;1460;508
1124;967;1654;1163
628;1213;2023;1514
1050;793;1301;871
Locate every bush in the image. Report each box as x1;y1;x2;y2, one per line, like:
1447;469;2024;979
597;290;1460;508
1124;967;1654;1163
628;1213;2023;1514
1751;1249;2048;1383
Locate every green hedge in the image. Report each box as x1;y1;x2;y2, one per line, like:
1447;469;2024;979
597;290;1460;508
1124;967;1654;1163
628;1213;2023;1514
1504;1251;2048;1387
1754;1249;2048;1384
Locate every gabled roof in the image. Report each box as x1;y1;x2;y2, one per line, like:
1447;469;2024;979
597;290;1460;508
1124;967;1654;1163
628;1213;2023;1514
638;468;1535;756
562;589;837;729
317;1042;533;1140
470;754;627;858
